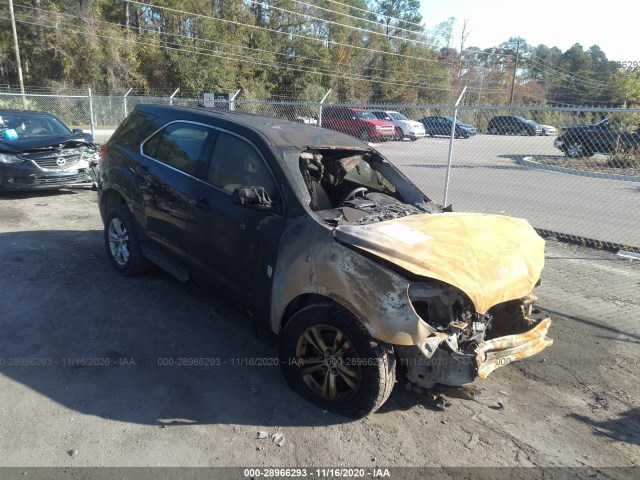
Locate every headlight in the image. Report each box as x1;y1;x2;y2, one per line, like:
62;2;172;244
0;153;22;164
375;125;386;130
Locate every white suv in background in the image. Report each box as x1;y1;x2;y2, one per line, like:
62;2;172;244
370;110;426;141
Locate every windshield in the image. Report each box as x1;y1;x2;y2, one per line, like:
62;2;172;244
388;112;408;121
356;111;376;120
0;113;72;138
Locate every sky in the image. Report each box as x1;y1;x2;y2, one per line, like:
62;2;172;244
419;0;638;61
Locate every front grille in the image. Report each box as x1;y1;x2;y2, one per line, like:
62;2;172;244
18;149;83;170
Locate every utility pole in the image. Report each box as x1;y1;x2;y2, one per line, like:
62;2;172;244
8;0;27;109
508;38;520;108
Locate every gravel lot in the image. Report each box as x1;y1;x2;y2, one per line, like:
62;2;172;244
0;189;639;473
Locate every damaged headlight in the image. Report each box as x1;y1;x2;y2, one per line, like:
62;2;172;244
0;153;22;164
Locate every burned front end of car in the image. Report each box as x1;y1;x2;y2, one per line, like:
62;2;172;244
397;285;552;389
278;145;553;391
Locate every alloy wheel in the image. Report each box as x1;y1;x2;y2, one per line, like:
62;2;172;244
295;324;362;402
108;217;130;266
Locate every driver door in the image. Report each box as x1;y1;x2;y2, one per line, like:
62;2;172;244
188;130;285;318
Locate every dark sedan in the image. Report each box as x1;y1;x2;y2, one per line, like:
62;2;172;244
419;116;477;138
0;110;98;192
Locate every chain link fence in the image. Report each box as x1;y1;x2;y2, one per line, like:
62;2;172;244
2;90;639;251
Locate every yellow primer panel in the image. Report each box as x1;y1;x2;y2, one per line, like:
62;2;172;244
335;213;545;313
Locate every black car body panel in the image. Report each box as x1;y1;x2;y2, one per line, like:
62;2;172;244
0;110;97;191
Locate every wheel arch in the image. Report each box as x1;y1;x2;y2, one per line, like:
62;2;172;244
99;187;127;224
280;294;362;333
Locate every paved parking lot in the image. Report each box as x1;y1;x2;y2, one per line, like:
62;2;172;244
0;190;638;471
376;135;640;248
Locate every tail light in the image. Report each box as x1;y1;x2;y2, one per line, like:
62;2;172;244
99;144;108;167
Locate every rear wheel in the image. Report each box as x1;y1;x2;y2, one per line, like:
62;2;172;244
104;204;151;276
280;303;396;418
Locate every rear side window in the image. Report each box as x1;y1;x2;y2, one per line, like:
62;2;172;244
143;122;212;176
112;110;159;150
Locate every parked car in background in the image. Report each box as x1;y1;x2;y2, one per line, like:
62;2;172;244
487;116;542;136
538;124;557;136
0;110;98;192
419;116;477;139
98;104;553;417
321;106;395;142
554;118;640;158
369;110;426;141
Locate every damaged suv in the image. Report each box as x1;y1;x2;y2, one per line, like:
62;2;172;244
0;110;98;192
98;105;552;417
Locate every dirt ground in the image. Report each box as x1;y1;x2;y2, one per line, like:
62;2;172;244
0;189;639;474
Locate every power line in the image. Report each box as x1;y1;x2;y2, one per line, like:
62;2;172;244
128;0;443;65
5;4;517;95
2;13;493;94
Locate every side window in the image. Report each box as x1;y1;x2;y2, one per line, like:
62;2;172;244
115;110;159;150
207;132;276;197
143;122;211;176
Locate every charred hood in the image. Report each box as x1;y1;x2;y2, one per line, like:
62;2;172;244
335;212;545;314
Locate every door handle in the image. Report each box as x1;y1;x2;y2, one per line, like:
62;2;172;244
196;197;211;211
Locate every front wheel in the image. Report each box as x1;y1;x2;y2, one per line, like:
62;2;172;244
394;127;404;141
280;303;396;418
358;129;371;143
104;204;150;276
563;142;592;158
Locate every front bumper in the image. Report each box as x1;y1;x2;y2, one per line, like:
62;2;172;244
397;317;553;389
0;161;94;191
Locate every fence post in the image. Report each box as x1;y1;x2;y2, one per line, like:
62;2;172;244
317;88;332;127
123;87;133;118
88;88;95;139
229;88;241;111
169;87;180;106
443;86;467;207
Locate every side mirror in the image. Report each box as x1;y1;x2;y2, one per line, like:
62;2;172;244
232;186;277;212
73;128;84;134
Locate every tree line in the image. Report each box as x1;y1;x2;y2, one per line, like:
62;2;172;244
0;0;638;106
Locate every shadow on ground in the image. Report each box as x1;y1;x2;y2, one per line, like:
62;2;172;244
0;229;456;428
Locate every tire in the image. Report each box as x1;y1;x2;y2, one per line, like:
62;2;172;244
489;127;498;135
409;136;418;141
104;204;151;276
358;129;371;143
563;142;592;158
280;303;396;418
394;127;404;141
521;128;530;136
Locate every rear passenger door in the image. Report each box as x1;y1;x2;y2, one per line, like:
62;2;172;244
139;121;215;263
188;130;286;318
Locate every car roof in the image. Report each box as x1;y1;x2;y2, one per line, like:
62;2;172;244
0;110;57;116
138;104;369;149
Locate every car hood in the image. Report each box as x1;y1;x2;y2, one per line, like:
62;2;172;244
334;212;545;314
0;133;91;153
400;120;423;128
